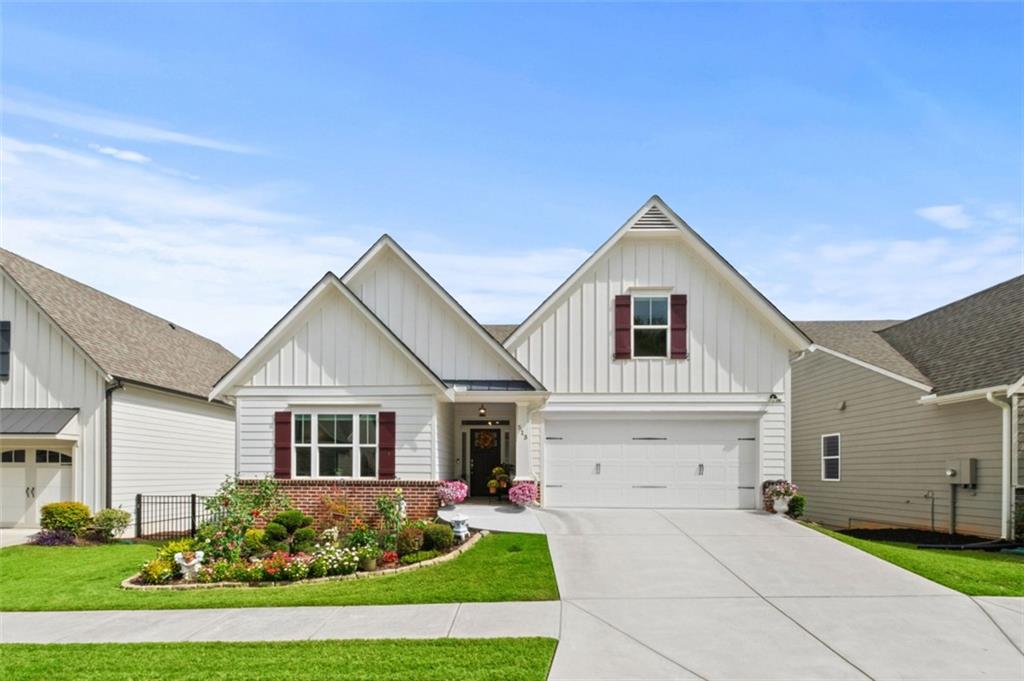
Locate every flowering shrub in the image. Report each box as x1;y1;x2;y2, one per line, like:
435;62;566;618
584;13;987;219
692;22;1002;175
344;517;379;549
436;480;468;506
380;550;399;565
198;476;291;563
30;528;76;546
312;545;359;576
765;480;799;499
508;481;538;506
139;558;174;584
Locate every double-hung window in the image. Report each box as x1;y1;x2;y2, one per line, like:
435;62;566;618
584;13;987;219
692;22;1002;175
293;411;378;478
632;295;669;358
821;434;840;481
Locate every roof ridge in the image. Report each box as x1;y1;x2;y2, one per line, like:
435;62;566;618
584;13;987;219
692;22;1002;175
883;274;1024;334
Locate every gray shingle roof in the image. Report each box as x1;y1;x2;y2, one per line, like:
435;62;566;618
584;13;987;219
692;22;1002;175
482;324;518;344
795;320;931;386
879;275;1024;395
1;408;78;434
0;249;237;400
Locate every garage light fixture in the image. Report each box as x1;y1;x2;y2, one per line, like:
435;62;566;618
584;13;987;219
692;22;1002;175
478;404;487;417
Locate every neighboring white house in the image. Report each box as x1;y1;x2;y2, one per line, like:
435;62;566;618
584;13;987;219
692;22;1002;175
0;249;237;528
211;196;810;511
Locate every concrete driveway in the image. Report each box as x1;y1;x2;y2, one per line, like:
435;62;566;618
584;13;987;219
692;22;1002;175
538;509;1023;681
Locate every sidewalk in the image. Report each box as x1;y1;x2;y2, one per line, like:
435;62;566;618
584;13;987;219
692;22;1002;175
0;601;561;644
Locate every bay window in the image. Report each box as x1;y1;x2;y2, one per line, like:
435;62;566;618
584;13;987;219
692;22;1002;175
293;411;378;478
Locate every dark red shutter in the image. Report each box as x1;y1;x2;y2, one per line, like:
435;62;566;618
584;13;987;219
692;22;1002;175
614;294;631;359
670;294;688;359
378;411;396;480
273;411;292;479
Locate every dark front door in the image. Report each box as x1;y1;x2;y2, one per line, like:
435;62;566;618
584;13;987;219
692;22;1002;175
469;428;501;496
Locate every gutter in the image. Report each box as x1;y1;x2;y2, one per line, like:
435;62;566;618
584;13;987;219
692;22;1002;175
104;379;125;509
985;391;1013;540
919;385;1011;406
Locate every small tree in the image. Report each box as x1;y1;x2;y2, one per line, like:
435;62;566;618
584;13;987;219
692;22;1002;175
264;510;316;554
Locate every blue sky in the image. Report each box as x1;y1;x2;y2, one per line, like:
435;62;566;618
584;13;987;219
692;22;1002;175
2;3;1021;354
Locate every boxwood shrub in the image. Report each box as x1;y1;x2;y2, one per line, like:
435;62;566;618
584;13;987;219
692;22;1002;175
40;502;92;534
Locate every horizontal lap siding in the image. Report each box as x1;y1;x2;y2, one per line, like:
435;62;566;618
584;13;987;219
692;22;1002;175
792;351;1003;538
0;272;106;512
237;393;436;480
110;387;235;514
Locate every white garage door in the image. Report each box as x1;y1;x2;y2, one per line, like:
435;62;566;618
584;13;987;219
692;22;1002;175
543;418;758;509
0;448;74;527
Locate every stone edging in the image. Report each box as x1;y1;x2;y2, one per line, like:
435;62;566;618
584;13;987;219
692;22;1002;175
121;530;487;591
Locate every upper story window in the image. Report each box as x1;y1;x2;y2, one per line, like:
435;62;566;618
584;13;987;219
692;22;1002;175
293;411;378;479
821;434;841;481
632;296;669;358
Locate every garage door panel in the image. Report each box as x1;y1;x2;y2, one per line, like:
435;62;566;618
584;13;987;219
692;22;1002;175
545;419;757;509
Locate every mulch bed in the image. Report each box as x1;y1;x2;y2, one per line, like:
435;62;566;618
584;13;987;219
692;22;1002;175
840;527;991;545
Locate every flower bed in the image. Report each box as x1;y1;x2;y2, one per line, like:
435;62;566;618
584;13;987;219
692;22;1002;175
122;531;485;590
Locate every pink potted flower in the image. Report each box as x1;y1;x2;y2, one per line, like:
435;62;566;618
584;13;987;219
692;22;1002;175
508;481;538;507
437;480;469;508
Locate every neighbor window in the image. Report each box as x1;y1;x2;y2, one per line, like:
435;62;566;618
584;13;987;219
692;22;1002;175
821;434;840;481
633;296;669;357
293;411;377;478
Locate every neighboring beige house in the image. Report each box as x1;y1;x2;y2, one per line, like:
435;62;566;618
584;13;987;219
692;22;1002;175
0;250;238;528
211;196;810;518
792;275;1023;539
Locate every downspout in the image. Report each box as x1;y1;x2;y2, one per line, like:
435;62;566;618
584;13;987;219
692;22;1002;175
985;391;1012;540
104;380;124;509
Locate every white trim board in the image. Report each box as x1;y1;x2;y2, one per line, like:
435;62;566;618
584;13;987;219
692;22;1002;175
504;195;810;351
209;273;451;400
342;235;545;391
808;344;933;393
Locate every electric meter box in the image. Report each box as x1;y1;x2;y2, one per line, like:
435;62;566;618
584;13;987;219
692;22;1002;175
944;458;978;487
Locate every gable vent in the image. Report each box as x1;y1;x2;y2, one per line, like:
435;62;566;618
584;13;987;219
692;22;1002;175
633;205;674;229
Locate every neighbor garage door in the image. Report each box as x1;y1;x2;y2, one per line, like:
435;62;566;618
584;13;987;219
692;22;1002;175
543;418;758;509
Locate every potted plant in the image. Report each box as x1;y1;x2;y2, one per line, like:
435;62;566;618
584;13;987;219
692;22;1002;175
508;481;538;507
487;479;498;495
357;544;381;572
436;480;468;508
765;480;799;514
491;466;508;489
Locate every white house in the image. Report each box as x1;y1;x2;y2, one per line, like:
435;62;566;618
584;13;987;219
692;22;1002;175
0;249;237;528
210;196;809;516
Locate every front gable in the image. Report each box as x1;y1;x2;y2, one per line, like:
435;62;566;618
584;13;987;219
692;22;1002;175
505;197;808;394
343;237;542;388
211;275;447;398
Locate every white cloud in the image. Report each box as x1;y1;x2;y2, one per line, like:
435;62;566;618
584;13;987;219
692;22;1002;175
89;144;150;164
915;204;974;230
3;94;255;154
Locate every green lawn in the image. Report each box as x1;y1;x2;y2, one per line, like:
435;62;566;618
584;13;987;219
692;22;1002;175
811;525;1024;596
0;533;559;611
0;639;558;681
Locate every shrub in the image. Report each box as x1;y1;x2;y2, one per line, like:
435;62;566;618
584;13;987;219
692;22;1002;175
508;481;538;506
787;495;806;519
200;476;291;563
313;545;359;576
396;526;424;556
422;523;453;551
344;517;379;549
92;508;131;542
380;550;399;565
436;480;468;506
40;502;92;534
139;558;174;584
264;510;316;555
157;538;197;563
30;528;76;546
399;549;440;566
241;528;266;557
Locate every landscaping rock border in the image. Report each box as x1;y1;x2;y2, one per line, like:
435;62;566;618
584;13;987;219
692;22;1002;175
121;531;486;591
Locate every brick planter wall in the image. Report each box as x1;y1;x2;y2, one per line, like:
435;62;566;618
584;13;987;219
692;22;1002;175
251;480;441;529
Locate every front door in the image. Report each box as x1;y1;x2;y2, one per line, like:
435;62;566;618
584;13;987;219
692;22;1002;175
469;428;501;497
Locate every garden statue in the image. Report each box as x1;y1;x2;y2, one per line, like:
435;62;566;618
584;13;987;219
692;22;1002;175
174;549;205;582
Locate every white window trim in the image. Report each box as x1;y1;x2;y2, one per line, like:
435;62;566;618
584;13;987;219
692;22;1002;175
293;407;380;480
631;294;670;359
821;433;841;482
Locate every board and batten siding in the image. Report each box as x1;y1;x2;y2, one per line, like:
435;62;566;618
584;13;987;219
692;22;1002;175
346;249;521;382
0;271;107;511
110;385;235;514
792;350;1004;538
507;234;791;395
436;400;455;480
245;287;433;389
235;391;437;480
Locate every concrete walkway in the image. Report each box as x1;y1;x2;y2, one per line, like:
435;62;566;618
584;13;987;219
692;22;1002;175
539;509;1024;681
438;500;546;534
0;601;560;643
0;527;36;548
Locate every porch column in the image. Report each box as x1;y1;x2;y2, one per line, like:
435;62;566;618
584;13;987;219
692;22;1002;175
514;401;533;480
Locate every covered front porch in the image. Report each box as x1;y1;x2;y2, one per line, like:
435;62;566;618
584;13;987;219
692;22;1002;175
442;386;546;500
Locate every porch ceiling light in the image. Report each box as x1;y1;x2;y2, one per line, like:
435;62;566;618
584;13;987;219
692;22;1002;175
478;404;487;417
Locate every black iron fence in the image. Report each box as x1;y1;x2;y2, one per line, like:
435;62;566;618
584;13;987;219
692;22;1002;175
134;494;219;539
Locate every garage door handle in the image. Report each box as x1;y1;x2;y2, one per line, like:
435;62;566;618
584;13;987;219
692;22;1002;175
25;487;30;498
698;463;704;476
632;485;667;489
545;484;564;488
737;486;755;490
31;487;36;498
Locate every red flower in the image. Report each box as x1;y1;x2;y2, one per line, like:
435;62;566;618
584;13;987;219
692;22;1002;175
251;509;261;518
